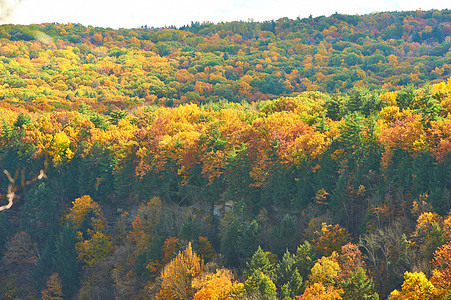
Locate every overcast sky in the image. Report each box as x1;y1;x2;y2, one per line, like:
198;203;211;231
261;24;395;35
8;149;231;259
1;0;450;29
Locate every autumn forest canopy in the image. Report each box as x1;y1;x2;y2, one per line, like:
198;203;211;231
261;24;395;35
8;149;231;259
0;9;450;299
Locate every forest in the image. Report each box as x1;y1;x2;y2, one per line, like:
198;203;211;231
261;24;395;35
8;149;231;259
0;8;450;300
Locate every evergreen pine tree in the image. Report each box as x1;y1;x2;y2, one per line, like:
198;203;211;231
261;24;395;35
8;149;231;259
276;250;303;299
53;222;79;298
341;267;379;300
295;241;317;284
244;246;276;280
238;220;261;266
220;217;242;268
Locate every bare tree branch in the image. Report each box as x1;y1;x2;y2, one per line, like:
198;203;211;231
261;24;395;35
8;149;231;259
0;158;48;211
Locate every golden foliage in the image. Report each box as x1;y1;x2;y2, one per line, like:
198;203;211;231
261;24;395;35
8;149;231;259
162;236;180;264
312;223;351;257
390;271;437;300
157;242;204;300
379;113;428;155
41;273;63;300
298;282;343;300
65;195;105;234
414;212;442;240
308;252;341;287
197;236;216;261
192;269;244;300
75;231;114;268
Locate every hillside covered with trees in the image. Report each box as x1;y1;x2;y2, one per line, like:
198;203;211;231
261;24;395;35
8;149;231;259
0;9;450;300
0;9;450;110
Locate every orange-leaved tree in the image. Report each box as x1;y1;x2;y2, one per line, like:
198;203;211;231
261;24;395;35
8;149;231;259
297;282;343;300
41;273;64;300
192;268;244;300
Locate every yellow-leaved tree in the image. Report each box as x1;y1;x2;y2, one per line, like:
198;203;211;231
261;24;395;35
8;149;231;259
192;268;244;300
298;283;343;300
308;252;341;287
390;271;437;300
157;242;204;300
41;273;63;300
65;195;106;237
75;231;114;268
299;252;344;300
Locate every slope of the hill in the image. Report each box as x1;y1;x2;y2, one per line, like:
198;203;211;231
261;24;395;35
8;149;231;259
0;9;450;300
0;9;450;113
0;78;450;299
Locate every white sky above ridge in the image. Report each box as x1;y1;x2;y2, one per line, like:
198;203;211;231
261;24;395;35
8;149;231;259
0;0;450;29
